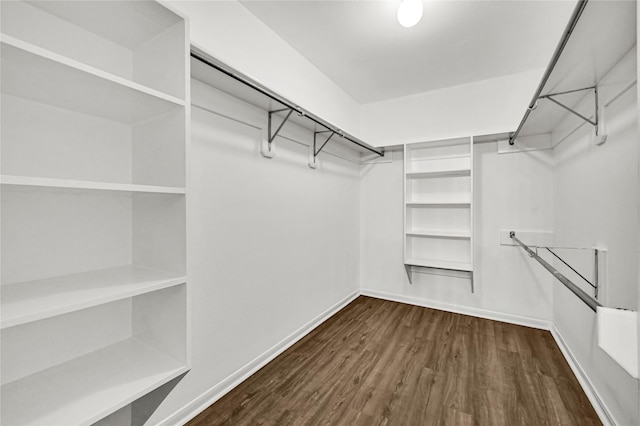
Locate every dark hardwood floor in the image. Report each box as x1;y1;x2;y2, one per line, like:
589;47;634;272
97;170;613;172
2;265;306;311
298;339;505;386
188;296;600;425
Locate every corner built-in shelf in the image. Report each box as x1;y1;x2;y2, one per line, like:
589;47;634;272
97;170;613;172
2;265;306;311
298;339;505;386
1;265;186;329
1;338;187;426
404;137;474;286
1;36;183;124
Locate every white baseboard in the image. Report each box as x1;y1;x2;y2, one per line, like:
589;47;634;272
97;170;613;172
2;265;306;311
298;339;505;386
160;289;360;426
360;288;551;330
550;325;615;426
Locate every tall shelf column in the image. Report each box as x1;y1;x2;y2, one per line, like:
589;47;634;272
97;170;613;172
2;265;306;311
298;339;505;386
0;1;190;425
404;137;474;286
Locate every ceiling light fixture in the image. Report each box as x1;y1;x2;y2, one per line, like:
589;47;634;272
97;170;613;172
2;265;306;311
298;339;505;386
397;0;423;28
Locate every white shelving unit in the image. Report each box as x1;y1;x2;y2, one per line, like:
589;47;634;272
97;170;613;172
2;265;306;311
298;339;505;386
404;137;474;286
0;1;189;424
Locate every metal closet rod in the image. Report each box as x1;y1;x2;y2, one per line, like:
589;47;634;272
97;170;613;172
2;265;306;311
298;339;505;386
510;231;601;312
190;48;384;157
509;0;589;145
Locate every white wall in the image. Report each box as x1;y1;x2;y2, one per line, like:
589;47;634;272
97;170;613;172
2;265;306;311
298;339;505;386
552;50;639;425
144;78;361;424
360;143;554;326
360;68;543;147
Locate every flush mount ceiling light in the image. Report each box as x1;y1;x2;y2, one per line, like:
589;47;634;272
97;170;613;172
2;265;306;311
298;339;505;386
397;0;423;28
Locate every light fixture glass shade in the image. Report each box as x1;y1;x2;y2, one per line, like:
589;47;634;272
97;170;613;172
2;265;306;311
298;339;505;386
397;0;423;28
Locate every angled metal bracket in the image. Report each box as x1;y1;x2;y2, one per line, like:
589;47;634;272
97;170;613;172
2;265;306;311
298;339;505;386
262;108;294;158
314;130;336;157
308;130;335;168
539;86;598;129
509;85;606;145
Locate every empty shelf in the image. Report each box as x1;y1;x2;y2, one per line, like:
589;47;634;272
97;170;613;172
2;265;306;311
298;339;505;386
405;258;472;272
406;196;471;206
406;230;471;239
406;156;471;175
1;36;183;124
406;169;471;178
1;265;186;329
0;175;185;194
1;338;187;426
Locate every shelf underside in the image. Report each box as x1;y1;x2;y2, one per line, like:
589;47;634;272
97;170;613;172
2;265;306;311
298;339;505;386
24;0;183;50
405;258;472;272
1;338;187;426
1;265;186;329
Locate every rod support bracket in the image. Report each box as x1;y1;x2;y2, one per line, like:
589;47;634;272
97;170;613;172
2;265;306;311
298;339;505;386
309;130;336;168
509;85;604;146
263;108;294;158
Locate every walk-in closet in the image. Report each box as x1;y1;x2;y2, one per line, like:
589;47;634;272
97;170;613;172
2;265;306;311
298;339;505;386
1;1;638;425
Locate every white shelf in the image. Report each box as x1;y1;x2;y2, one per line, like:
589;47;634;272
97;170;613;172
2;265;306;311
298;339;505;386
406;230;471;239
0;36;184;124
1;175;185;194
1;338;188;426
406;201;471;207
1;265;186;329
405;258;473;272
406;168;471;178
406;156;471;175
408;153;470;161
406;195;471;206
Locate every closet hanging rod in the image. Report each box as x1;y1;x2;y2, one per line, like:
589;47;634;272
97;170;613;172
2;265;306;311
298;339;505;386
509;0;589;145
191;47;384;157
510;231;601;312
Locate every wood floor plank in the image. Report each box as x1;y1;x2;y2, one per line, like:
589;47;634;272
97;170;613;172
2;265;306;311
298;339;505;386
187;296;601;426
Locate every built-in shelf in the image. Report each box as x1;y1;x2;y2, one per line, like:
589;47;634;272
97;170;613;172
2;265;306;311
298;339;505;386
405;258;473;272
406;194;471;206
406;169;471;178
404;137;474;285
406;201;471;207
0;175;186;194
406;230;471;239
1;265;186;329
0;1;189;423
406;156;471;175
1;36;183;124
1;338;187;426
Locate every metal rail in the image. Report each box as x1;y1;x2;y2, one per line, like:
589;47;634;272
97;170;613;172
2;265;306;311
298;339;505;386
510;231;601;312
509;0;589;145
191;47;384;157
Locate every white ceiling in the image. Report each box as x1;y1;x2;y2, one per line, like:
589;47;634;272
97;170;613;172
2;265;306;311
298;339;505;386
240;0;577;104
